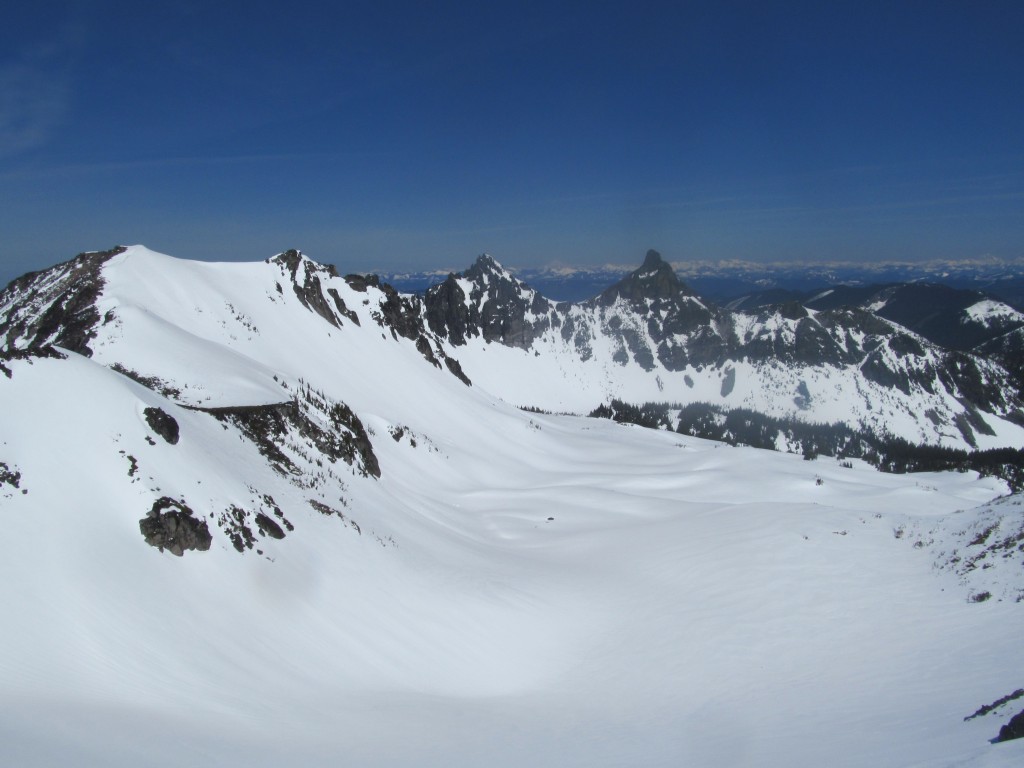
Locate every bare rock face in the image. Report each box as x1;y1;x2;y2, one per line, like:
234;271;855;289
423;255;554;349
0;246;125;357
144;406;179;444
424;275;474;346
139;497;212;556
997;708;1024;742
197;392;381;480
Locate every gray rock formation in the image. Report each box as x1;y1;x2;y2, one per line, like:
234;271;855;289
139;497;212;556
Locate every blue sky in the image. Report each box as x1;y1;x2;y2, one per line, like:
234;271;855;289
1;1;1022;284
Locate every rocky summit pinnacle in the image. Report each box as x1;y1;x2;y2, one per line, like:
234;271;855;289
465;253;507;280
424;251;552;349
642;249;664;270
599;248;692;305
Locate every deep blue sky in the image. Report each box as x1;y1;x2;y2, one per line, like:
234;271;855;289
2;1;1022;284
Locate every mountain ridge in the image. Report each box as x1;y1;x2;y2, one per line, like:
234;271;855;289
4;245;1021;454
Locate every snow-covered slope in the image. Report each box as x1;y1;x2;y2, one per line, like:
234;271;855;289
1;245;1024;767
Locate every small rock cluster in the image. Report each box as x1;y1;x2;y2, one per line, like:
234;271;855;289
139;497;212;556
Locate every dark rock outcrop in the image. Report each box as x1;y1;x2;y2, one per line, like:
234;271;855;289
327;287;360;325
254;512;286;539
269;249;350;328
220;505;257;552
444;356;472;386
0;346;66;379
139;497;212;556
997;708;1024;742
424;275;473;345
345;272;471;381
0;461;21;490
192;391;380;479
144;407;180;444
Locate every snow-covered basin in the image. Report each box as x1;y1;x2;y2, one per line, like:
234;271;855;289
0;355;1021;767
0;246;1021;766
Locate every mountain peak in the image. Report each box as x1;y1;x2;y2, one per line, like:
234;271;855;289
599;250;692;305
642;249;664;270
268;248;338;280
464;253;519;285
469;253;505;274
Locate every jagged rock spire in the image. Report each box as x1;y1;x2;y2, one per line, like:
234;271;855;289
641;249;664;270
424;253;552;349
599;249;693;305
472;253;502;270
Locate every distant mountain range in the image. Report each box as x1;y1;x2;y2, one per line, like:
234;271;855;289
407;250;1023;453
380;256;1024;307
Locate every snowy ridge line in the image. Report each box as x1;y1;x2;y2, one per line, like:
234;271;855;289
3;244;1021;454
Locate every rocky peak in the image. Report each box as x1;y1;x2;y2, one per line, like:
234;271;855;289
641;248;664;270
465;253;506;280
266;249;354;328
268;249;339;280
598;249;694;306
424;254;554;349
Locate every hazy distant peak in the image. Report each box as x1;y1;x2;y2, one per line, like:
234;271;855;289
600;249;693;305
642;249;664;269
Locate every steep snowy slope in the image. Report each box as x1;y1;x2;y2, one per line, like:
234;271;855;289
1;245;1023;767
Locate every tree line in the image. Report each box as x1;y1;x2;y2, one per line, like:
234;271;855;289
588;399;1024;491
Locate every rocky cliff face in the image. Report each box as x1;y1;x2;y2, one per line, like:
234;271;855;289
424;254;556;349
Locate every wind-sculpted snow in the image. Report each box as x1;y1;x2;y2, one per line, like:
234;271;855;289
2;245;1024;766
